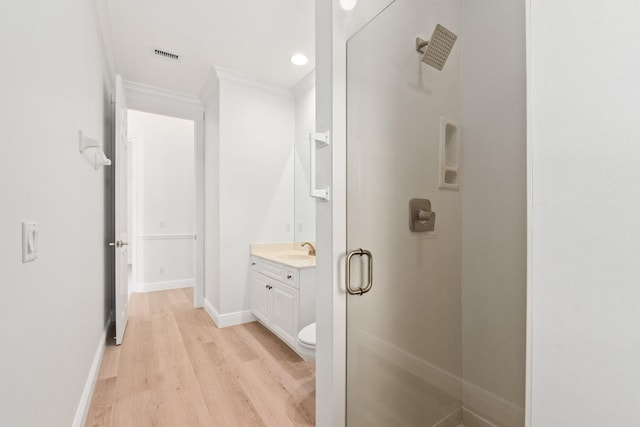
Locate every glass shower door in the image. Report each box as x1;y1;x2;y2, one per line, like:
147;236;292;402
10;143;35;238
346;0;464;425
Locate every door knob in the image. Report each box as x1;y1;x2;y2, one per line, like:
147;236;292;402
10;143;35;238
109;240;129;248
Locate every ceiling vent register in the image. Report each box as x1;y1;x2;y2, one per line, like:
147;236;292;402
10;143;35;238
152;47;181;62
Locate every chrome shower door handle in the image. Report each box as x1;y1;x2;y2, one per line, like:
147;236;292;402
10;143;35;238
346;249;373;296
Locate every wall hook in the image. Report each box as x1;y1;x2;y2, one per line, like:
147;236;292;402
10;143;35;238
79;130;111;169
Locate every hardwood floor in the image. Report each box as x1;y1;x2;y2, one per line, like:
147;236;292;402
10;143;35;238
86;288;315;426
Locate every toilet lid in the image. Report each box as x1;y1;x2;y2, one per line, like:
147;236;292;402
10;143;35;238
298;323;316;347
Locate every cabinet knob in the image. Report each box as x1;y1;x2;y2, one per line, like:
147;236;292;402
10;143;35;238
252;262;256;266
287;274;293;279
265;285;272;290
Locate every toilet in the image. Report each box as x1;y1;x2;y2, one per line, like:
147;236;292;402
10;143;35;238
296;323;316;361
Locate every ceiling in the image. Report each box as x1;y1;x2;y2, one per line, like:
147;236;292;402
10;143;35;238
106;0;315;96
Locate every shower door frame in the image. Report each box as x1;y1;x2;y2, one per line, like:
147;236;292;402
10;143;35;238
314;1;533;426
314;1;401;426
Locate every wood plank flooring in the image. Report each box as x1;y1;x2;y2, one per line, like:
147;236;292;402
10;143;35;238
86;288;315;426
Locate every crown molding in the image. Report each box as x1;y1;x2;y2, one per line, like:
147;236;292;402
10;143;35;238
89;0;117;90
293;70;316;98
123;80;204;109
213;67;294;97
199;68;220;105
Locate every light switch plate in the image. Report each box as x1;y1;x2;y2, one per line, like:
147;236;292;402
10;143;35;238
22;222;39;263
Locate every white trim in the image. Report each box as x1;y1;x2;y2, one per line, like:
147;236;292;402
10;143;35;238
139;279;194;293
462;408;499;427
193;118;205;309
462;381;524;427
293;70;316;98
433;408;462;427
203;298;257;328
89;0;117;90
199;68;220;104
525;0;534;426
214;67;294;97
123;80;204;109
355;329;524;427
72;313;112;427
137;234;195;240
356;329;461;398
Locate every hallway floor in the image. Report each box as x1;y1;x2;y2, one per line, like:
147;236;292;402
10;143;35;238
86;288;315;426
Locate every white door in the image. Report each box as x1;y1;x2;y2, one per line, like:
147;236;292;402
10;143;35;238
113;75;129;345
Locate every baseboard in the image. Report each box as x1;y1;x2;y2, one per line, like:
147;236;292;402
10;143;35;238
139;279;194;293
462;380;524;427
72;313;112;427
355;330;524;427
203;298;256;328
355;329;462;399
462;407;499;427
433;408;462;427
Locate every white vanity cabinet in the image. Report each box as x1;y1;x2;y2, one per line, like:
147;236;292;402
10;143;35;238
250;256;316;350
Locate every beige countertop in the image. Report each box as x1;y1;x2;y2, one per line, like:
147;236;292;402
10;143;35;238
250;242;316;269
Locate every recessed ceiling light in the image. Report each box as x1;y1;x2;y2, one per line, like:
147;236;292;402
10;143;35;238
340;0;358;10
290;53;309;66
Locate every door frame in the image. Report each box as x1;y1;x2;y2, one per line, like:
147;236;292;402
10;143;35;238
113;74;130;345
315;1;399;426
319;2;532;427
121;81;206;308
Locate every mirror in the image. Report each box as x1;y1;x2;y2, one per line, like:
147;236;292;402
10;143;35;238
293;138;316;242
293;74;316;244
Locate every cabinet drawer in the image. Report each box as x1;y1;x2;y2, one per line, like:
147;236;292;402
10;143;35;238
252;258;300;289
260;259;285;281
283;268;299;288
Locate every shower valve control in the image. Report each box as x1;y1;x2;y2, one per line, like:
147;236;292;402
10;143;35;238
409;198;436;232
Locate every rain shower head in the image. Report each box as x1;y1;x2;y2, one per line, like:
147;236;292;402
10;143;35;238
416;24;457;71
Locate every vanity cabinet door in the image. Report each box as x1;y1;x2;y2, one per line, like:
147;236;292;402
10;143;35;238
251;273;271;324
270;281;299;346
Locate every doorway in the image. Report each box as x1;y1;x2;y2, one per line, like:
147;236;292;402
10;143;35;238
127;110;197;298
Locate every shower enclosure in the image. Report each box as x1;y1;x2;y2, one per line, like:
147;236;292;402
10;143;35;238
345;0;526;426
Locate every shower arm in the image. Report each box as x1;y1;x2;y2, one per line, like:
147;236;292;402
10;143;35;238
415;38;429;54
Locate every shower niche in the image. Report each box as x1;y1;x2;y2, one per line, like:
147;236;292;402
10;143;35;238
439;117;460;190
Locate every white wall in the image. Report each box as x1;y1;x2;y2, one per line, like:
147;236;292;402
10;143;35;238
0;0;112;425
128;110;195;292
202;69;296;317
460;1;527;425
294;72;317;243
529;1;640;425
